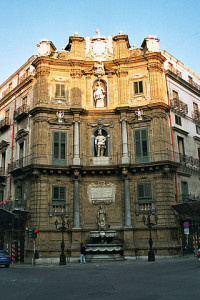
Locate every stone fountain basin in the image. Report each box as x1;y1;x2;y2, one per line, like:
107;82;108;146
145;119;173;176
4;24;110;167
89;230;117;239
85;243;123;252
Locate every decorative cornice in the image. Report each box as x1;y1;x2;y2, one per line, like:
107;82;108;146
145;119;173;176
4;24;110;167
0;140;10;151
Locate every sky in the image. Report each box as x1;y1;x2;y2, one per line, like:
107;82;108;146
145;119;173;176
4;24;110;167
0;0;200;85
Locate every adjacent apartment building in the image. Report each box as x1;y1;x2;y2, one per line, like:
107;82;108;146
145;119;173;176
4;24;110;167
0;31;199;263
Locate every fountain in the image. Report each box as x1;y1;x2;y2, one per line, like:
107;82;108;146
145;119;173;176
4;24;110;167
85;204;123;261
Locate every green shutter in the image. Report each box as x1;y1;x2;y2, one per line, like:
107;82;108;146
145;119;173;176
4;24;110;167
52;186;66;202
137;183;152;201
52;131;67;165
134;128;149;163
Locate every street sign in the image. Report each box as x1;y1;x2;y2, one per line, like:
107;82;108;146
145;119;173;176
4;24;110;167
184;228;189;235
183;221;189;228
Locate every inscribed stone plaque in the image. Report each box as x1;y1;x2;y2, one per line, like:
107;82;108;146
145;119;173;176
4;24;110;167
87;182;116;204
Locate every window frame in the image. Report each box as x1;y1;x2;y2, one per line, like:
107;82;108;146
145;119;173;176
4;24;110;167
137;183;152;202
55;84;66;99
52;131;67;165
134;128;149;163
175;115;182;126
52;186;66;203
134;81;144;95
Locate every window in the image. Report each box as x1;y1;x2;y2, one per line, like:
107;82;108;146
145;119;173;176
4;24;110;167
15;186;22;201
175;115;182;126
193;103;199;120
0;190;3;202
137;183;152;201
181;181;189;202
134;81;143;95
1;152;6;173
188;76;193;85
52;131;67;165
196;126;200;135
134;128;149;163
52;186;66;202
55;84;65;98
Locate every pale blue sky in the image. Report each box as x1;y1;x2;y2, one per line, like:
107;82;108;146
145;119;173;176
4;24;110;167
0;0;200;84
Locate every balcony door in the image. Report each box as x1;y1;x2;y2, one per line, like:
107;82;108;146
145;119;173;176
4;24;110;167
134;128;149;163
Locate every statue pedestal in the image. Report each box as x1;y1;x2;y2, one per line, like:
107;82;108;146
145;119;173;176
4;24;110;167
96;99;104;107
93;157;109;165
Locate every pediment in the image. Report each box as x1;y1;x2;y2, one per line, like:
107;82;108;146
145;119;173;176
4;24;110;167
0;140;10;151
15;129;29;141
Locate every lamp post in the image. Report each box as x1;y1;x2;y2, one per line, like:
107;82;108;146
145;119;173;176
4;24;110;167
142;211;158;262
55;215;70;265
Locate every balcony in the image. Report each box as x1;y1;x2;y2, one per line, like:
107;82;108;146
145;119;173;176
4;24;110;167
8;150;200;174
0;167;7;180
0;117;10;132
14;104;30;121
170;98;188;115
49;203;69;217
14;198;27;210
169;66;182;78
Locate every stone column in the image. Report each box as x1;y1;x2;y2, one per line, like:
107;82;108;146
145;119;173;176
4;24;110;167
73;170;80;228
73;120;80;165
121;119;129;164
122;168;132;227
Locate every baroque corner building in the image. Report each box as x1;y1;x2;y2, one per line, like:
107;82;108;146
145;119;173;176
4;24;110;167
0;31;199;263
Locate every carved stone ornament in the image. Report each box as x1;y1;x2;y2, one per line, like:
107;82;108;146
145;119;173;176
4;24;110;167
85;29;113;62
94;62;105;77
87;118;113;129
135;109;143;121
87;182;116;205
48;112;72;126
56;111;64;123
15;129;28;142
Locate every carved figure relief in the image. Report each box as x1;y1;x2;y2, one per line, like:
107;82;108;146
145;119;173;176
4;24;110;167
97;204;107;230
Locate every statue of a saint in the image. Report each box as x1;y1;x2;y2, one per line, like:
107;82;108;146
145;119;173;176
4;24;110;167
97;204;107;230
95;129;106;157
93;82;105;107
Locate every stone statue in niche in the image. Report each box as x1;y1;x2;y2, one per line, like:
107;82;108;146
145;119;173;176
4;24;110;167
95;129;107;157
93;80;106;107
56;111;64;123
97;204;107;230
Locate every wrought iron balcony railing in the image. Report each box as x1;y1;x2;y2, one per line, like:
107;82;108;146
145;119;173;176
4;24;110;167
8;150;200;172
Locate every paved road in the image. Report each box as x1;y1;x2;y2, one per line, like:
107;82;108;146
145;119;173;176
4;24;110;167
0;257;200;300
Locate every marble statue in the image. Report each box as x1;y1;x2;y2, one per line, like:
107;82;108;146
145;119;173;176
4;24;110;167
93;81;105;107
97;204;107;230
95;129;106;157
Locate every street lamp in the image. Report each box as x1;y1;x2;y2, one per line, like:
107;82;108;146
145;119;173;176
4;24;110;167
142;211;158;262
55;215;70;265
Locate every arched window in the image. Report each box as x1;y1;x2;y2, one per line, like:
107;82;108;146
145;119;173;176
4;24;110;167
92;128;110;157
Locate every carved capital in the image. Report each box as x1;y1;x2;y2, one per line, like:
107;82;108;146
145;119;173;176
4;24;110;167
35;66;50;78
148;63;163;74
70;69;83;78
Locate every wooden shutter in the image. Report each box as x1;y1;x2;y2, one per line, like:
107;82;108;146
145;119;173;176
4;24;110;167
52;131;67;165
134;128;149;163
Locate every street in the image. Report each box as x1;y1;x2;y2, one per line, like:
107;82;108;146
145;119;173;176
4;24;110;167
0;256;200;300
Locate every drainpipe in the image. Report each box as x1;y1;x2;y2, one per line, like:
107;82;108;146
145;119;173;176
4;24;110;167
0;96;16;205
165;74;178;204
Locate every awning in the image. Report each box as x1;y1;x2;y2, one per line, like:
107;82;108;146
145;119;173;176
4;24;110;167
172;201;200;218
0;208;15;223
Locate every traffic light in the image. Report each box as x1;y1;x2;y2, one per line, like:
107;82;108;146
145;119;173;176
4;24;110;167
28;229;34;238
33;229;38;239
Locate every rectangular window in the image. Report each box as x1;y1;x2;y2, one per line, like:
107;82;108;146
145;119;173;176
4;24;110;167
55;84;65;98
134;128;149;163
175;115;182;126
0;190;3;202
15;186;22;200
134;81;143;95
193;102;199;120
52;186;66;202
181;181;189;202
196;126;200;135
137;183;152;201
1;152;6;173
52;131;67;165
177;136;185;163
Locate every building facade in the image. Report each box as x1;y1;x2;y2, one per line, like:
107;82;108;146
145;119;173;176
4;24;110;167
1;31;199;263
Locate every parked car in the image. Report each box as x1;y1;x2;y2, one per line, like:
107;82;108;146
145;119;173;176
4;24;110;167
0;250;11;268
